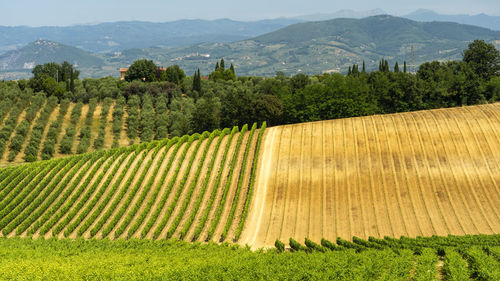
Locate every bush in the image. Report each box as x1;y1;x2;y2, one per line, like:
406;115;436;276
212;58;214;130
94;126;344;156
275;239;285;253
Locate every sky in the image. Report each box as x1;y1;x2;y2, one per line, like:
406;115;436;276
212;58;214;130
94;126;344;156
1;0;499;26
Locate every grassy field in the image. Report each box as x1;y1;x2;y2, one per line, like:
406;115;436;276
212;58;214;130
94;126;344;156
241;103;500;248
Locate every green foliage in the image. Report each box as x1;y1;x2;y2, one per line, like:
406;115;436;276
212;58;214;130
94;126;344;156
125;59;157;82
289;238;307;252
443;249;469;281
111;95;126;147
206;125;247;241
139;94;155;142
275;239;285;253
463;39;500;80
126;95;140;143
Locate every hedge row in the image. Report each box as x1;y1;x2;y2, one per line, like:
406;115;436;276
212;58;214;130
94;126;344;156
151;134;201;239
221;123;257;241
206;124;248;241
166;130;218;239
140;136;189;238
179;128;229;240
191;126;238;241
234;122;267;241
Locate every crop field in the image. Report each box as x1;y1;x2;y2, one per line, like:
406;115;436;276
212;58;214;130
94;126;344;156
0;234;499;280
0;123;265;243
240;103;500;248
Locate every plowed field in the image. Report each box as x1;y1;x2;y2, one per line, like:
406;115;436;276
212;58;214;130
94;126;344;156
240;104;500;248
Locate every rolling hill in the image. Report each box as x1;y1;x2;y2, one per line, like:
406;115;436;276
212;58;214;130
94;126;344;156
405;9;500;31
0;19;302;54
0;39;104;71
1;15;499;80
0;103;498;249
96;15;500;77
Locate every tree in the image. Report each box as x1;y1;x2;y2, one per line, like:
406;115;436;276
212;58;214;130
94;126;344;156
125;59;157;82
191;95;220;132
362;61;366;73
463;39;500;80
394;62;399;73
404;61;407;73
162;65;185;85
192;69;201;93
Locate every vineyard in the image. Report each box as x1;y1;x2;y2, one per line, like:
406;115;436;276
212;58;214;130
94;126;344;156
241;103;500;248
0;123;265;243
0;234;499;280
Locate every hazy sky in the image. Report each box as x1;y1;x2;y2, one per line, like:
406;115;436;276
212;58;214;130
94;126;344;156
1;0;499;26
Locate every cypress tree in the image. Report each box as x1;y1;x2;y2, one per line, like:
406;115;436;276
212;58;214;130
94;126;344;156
403;61;407;73
362;61;366;73
394;62;399;72
379;60;383;71
215;62;219;71
384;60;389;72
230;63;235;74
193;68;201;93
348;66;352;75
220;58;225;70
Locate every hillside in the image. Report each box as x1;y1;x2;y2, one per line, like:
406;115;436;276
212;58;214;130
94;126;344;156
240;103;500;248
0;19;302;54
101;15;500;76
0;103;498;249
0;39;104;71
0;124;264;243
405;9;500;31
2;15;500;80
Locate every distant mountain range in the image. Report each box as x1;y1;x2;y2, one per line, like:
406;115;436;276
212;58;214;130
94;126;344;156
404;9;500;31
0;15;499;79
0;18;302;54
0;39;103;71
0;9;498;57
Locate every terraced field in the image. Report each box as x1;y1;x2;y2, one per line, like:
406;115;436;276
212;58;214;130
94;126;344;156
240;103;500;248
0;124;265;243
